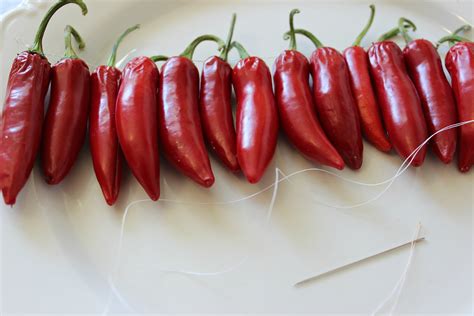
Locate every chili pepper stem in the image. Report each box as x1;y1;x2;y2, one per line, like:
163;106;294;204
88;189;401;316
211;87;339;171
438;35;472;46
353;4;376;47
220;13;237;61
180;35;225;60
377;22;416;42
63;25;85;59
284;28;324;49
399;17;417;44
287;9;300;50
438;25;473;48
150;55;169;62
107;24;140;67
30;0;88;56
230;41;250;59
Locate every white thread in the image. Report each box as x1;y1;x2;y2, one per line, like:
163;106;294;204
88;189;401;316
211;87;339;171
371;223;422;315
110;169;282;274
103;121;473;313
104;168;284;314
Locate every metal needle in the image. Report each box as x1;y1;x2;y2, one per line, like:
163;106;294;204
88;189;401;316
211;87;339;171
294;236;426;287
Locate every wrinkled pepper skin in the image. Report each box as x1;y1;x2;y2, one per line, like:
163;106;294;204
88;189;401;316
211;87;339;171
199;56;239;172
233;57;279;184
344;46;392;153
90;66;122;205
41;58;90;184
159;56;215;187
368;41;428;166
404;39;458;164
116;57;160;200
310;47;364;170
274;50;345;170
445;42;474;172
0;52;51;205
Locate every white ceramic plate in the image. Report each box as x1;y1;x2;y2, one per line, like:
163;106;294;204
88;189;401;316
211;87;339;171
1;0;473;314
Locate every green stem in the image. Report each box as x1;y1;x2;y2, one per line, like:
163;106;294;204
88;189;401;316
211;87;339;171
353;4;376;46
220;14;237;61
30;0;88;56
180;35;225;60
288;9;300;50
438;35;472;45
284;28;324;49
63;25;85;59
378;27;401;42
399;17;416;44
436;25;472;48
377;23;415;42
230;41;250;59
150;55;169;62
107;24;140;67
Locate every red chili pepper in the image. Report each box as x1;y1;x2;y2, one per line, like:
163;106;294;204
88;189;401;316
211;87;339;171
157;35;224;187
199;15;239;172
398;18;458;164
0;0;87;205
440;35;474;172
343;5;392;153
274;10;344;170
90;25;140;206
41;25;91;184
231;41;279;183
368;27;428;167
290;26;364;170
116;56;161;200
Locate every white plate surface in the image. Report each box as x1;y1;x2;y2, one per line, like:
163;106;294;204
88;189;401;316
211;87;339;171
0;0;473;314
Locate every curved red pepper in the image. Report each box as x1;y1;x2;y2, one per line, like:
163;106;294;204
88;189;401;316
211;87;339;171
0;0;87;205
445;42;474;172
157;35;224;187
116;56;160;200
368;41;428;166
200;56;239;172
344;47;391;153
231;42;279;183
42;26;91;184
404;39;457;164
343;5;391;153
90;25;139;206
0;53;50;205
90;67;122;205
199;16;239;173
159;56;215;187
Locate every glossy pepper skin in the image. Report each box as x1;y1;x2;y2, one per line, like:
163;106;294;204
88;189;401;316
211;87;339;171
89;25;139;206
404;39;458;164
41;58;91;184
159;57;215;187
0;52;51;205
344;46;392;153
90;66;122;205
233;57;279;183
116;57;161;200
274;50;344;170
368;41;428;166
199;56;239;172
445;42;474;172
310;47;364;170
0;0;87;205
